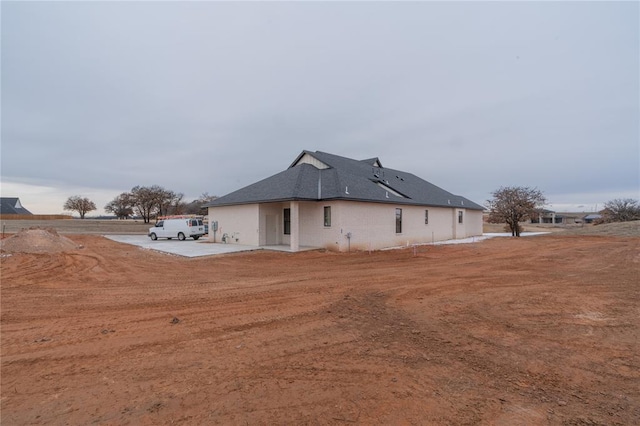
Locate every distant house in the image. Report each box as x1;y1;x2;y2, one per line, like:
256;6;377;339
530;209;579;225
0;197;33;215
583;214;602;224
205;150;484;252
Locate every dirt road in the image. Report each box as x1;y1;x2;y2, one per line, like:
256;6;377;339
1;229;638;424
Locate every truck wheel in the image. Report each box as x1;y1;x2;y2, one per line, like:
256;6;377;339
193;236;200;240
178;232;186;241
150;233;157;241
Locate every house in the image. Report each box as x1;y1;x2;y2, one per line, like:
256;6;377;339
0;197;33;216
530;209;579;225
583;213;602;224
204;150;484;252
530;209;558;224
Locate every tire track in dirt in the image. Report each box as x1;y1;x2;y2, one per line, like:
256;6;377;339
1;233;639;425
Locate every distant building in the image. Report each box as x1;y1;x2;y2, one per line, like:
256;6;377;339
0;197;33;215
530;209;561;224
583;214;602;224
530;209;579;225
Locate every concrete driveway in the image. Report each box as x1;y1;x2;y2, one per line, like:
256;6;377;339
104;235;259;258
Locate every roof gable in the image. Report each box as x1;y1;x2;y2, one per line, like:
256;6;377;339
289;152;330;170
361;157;383;167
0;197;33;215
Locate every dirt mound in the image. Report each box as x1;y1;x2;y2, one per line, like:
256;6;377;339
0;227;81;254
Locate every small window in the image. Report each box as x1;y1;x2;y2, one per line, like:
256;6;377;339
284;208;291;235
395;208;402;233
324;206;331;227
425;209;429;225
458;211;464;224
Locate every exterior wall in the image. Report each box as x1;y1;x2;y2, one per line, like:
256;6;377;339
259;201;343;249
297;201;483;252
258;203;284;246
464;209;484;237
209;201;483;252
329;202;482;252
207;204;259;246
298;202;343;250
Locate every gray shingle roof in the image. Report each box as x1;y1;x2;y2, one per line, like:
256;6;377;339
205;151;484;210
0;197;33;215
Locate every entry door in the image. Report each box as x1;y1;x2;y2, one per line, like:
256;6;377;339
266;215;277;245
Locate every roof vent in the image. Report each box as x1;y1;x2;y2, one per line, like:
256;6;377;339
448;200;451;205
345;186;349;195
386;192;389;198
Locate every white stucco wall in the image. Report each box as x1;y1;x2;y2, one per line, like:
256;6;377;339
298;202;342;250
298;201;483;251
209;201;483;252
464;209;483;238
207;204;259;246
258;203;283;246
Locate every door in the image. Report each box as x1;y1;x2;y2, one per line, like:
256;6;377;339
153;221;170;238
266;215;277;245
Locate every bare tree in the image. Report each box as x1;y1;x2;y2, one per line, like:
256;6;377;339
184;192;218;215
113;186;209;222
63;196;97;219
130;186;160;223
600;198;640;223
105;193;134;219
198;192;218;203
170;192;186;215
487;186;546;236
154;187;176;218
128;185;184;223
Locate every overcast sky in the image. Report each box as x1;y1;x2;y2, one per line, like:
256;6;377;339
2;1;638;215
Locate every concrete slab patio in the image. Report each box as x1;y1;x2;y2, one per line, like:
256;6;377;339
104;235;259;257
105;233;552;258
104;235;319;258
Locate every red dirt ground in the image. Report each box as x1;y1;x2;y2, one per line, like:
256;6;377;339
1;230;638;425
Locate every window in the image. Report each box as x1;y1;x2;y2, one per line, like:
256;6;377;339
458;211;464;224
284;208;291;235
395;208;402;233
425;209;429;225
324;206;331;227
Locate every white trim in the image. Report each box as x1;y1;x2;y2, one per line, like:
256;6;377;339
376;182;405;198
293;153;329;170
